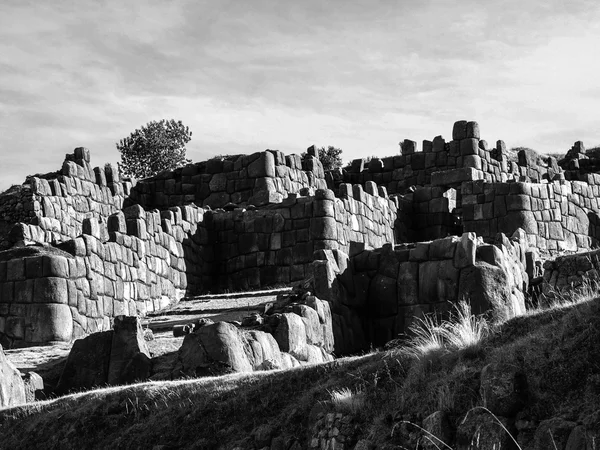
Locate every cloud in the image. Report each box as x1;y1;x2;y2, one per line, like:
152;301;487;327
1;0;600;192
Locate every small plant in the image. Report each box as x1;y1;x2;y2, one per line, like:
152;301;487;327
442;301;489;353
328;387;365;414
402;301;490;359
404;314;447;358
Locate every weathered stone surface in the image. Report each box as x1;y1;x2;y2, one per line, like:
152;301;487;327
452;120;468;140
273;313;307;360
107;315;151;385
27;304;73;342
56;330;113;394
0;344;26;407
175;322;253;376
22;371;44;402
458;263;514;322
480;363;527;417
456;409;516;450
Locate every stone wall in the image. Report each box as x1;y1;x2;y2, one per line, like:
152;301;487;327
330;120;561;197
462;178;600;253
0;148;133;249
126;150;327;209
541;248;600;296
0;203;205;345
311;231;532;354
203;185;397;291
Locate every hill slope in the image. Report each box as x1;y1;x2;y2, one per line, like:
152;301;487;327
1;298;600;449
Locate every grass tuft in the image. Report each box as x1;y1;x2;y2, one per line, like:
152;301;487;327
328;387;365;414
442;301;489;353
402;301;490;359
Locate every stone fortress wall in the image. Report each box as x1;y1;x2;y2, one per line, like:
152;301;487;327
311;230;532;354
204;183;397;291
0;148;133;249
330;120;560;196
0;148;397;345
125;148;328;209
1;120;599;351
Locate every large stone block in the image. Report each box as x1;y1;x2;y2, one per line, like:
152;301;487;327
42;255;69;278
27;303;73;342
248;151;276;178
310;217;337;240
33;277;68;304
368;274;398;316
56;330;113;394
273;313;307;360
452;120;468;140
418;260;459;304
0;345;26;407
458;262;521;322
107;316;151;385
397;261;419;305
174;322;254;376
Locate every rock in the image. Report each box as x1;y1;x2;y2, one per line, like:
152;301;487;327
56;330;113;395
22;371;44;402
107;316;151;385
458;262;519;323
0;344;26;407
480;363;528;417
174;322;254;377
56;316;151;394
27;303;73;343
533;418;577;450
456;408;516;450
273;313;307;361
421;411;453;450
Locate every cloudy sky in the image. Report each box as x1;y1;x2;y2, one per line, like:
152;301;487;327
1;0;599;190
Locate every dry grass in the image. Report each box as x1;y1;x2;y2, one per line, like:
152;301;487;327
402;301;490;359
328;387;365;414
3;296;600;449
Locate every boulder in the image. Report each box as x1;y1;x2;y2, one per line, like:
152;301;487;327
458;262;520;322
107;316;151;385
0;344;26;407
22;371;44;402
56;315;151;394
174;322;254;377
273;313;307;361
56;330;113;395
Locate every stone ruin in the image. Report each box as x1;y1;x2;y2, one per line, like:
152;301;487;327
0;120;599;362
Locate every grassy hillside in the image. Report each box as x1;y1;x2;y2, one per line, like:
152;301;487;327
1;297;600;449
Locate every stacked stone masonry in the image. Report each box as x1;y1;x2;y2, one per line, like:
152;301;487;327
462;178;600;253
205;184;397;291
311;230;532;354
1;120;600;347
126;150;328;209
0;148;133;249
0;202;204;344
331;120;561;197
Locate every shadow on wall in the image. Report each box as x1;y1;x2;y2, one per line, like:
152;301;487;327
312;233;532;355
587;212;600;248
